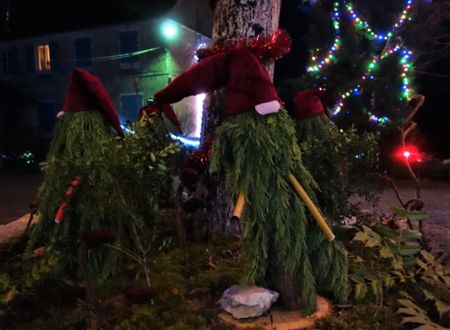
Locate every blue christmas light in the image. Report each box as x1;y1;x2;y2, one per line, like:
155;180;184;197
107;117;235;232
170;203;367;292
169;134;200;148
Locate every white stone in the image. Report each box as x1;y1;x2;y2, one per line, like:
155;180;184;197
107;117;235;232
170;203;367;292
219;285;279;319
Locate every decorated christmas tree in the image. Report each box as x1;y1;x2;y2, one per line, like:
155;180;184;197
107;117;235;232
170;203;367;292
280;0;419;130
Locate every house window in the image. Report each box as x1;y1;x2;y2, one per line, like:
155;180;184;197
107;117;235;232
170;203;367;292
37;44;51;71
119;31;139;63
0;48;19;75
120;94;142;123
75;37;93;68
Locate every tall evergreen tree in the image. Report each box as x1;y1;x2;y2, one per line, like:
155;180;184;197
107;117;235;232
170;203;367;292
279;0;420;130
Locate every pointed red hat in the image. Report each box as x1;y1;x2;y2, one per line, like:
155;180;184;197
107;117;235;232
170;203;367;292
61;68;123;136
154;48;281;118
293;89;326;120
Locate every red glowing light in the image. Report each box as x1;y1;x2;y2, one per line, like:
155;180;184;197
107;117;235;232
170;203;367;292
395;145;422;163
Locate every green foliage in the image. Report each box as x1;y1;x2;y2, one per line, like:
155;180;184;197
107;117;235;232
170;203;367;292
397;294;446;329
296;116;380;220
210;109;349;314
24;253;60;288
26;112;180;280
2;231;244;329
392;207;429;221
115;306;166;330
347;222;450;328
0;273;17;305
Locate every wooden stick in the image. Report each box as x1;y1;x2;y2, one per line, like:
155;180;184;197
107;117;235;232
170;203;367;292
232;193;245;220
288;173;335;241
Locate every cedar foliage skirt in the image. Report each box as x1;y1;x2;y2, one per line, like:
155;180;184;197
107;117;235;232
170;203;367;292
210;109;349;314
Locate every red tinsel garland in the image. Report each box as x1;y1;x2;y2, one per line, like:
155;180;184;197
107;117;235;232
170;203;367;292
196;29;292;62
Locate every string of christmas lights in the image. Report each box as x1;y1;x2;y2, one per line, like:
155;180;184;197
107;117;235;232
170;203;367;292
344;0;414;42
306;1;341;73
306;0;419;126
332;42;415;125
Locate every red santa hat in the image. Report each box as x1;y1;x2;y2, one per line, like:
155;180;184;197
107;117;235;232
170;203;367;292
292;89;326;120
154;48;281;118
58;68;124;136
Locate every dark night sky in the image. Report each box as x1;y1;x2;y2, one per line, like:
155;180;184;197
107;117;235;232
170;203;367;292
0;0;178;39
1;0;449;157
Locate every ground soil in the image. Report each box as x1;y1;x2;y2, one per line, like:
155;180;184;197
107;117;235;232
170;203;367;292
0;173;41;225
352;179;450;253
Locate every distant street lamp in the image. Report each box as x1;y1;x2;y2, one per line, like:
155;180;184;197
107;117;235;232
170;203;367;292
160;19;178;41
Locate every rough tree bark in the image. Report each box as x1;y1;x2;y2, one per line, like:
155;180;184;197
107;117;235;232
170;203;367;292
201;0;282;237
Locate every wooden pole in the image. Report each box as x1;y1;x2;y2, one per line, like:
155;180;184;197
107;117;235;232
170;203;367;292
232;193;245;220
288;174;335;241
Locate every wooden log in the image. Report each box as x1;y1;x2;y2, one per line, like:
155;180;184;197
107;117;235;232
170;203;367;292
217;296;333;329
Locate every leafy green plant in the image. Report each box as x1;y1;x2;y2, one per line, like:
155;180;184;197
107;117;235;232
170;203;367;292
0;274;17;305
348;222;450;328
350;224;420;303
24;253;60;288
397;292;447;330
299;124;380;220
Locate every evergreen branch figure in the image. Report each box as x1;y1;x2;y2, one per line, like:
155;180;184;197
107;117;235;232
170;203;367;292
152;48;349;314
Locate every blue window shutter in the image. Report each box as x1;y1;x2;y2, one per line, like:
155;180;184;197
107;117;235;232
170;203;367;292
75;37;93;68
25;45;35;73
119;31;139;63
49;42;58;71
8;47;19;74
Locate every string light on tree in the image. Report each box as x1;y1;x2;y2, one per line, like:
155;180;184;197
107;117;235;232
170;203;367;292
312;0;420;125
307;2;341;73
344;0;414;42
331;43;415;125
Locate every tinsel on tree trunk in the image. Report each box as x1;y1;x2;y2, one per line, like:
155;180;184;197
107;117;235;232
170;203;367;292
210;109;349;314
201;0;281;237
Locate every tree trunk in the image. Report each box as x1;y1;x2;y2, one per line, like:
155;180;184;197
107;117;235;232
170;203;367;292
201;0;281;237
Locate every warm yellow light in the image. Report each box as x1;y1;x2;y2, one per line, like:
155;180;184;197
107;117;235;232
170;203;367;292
37;44;51;71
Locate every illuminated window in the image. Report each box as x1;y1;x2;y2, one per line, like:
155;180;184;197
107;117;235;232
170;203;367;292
37;44;51;71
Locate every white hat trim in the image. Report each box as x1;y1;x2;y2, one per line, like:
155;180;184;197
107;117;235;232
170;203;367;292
255;100;280;116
